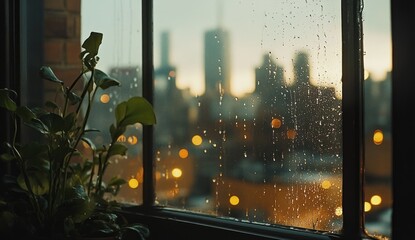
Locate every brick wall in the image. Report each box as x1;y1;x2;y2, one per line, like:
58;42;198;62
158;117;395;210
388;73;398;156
43;0;82;104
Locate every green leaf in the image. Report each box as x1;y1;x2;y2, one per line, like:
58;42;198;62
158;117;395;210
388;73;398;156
107;176;127;188
0;153;16;162
17;169;49;195
15;106;36;122
39;66;63;84
24;118;49;134
115;96;156;128
81;32;103;56
59;185;94;223
38;112;66;133
64;112;78;132
17;144;51;195
66;90;82;105
44;100;60;111
94;69;121;90
107;143;128;158
0;88;17;111
110;124;126;142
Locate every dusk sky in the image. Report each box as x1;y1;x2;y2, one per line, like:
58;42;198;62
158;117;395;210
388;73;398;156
82;0;391;97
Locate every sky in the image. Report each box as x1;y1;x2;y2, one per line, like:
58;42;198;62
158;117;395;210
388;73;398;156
82;0;391;97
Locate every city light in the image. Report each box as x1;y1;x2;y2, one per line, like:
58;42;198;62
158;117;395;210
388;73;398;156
229;195;240;206
179;148;189;158
370;195;382;205
286;129;297;140
364;202;372;212
100;93;110;103
373;130;384;145
335;207;342;216
271;118;282;129
128;135;138;145
117;134;126;142
321;180;332;189
172;168;183;178
192;135;203;146
128;178;139;189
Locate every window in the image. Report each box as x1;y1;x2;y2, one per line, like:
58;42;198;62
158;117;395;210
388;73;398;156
152;0;344;232
4;0;414;239
81;0;393;239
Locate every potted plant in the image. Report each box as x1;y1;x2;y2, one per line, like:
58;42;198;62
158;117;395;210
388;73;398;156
0;32;155;239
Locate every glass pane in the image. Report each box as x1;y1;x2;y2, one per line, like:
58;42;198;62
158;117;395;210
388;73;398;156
362;0;392;238
154;0;342;231
81;0;144;204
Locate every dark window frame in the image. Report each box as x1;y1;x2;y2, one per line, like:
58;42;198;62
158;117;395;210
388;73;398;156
138;0;364;239
3;0;413;239
135;0;404;239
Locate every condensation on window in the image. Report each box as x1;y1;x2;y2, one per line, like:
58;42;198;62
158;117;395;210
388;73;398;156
81;0;144;204
153;0;342;232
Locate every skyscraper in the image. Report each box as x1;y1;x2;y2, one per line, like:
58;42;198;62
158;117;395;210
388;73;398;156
204;28;231;96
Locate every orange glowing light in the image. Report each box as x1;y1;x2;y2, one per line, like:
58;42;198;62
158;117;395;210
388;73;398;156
373;129;384;145
128;178;139;189
179;148;189;158
192;135;203;146
117;134;126;142
364;202;372;212
128;135;138;145
229;195;240;206
172;168;182;178
100;93;110;103
321;180;332;189
271;118;282;129
287;129;297;140
370;195;382;205
335;207;342;216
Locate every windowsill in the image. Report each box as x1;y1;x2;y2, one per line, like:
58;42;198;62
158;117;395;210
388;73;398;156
119;205;342;240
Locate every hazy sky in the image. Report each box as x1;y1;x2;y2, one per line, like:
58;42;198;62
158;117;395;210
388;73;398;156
82;0;391;97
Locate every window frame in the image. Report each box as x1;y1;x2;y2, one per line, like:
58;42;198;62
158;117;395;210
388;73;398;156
3;0;413;239
136;0;371;239
390;2;415;240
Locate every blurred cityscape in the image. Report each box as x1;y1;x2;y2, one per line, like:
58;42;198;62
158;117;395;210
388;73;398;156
86;28;391;237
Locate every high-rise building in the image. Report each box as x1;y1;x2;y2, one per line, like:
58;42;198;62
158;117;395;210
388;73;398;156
203;28;231;96
154;31;190;146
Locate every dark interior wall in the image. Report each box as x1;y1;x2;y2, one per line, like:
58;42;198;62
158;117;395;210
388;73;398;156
391;2;415;240
0;0;20;176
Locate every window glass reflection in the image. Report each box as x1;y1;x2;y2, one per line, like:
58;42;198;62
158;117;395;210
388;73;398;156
154;0;342;231
81;0;144;204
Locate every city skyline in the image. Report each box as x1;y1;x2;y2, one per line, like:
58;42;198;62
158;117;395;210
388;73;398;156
82;0;391;97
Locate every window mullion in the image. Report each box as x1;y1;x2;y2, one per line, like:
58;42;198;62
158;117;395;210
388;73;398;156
341;0;366;239
142;0;155;208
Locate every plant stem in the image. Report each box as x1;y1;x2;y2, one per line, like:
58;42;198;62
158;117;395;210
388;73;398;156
63;71;86;117
11;115;43;227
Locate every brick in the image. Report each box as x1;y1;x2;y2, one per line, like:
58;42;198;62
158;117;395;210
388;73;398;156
44;40;64;64
66;14;77;38
44;13;68;38
73;15;81;38
44;0;65;10
67;0;81;13
45;66;84;88
66;40;82;65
